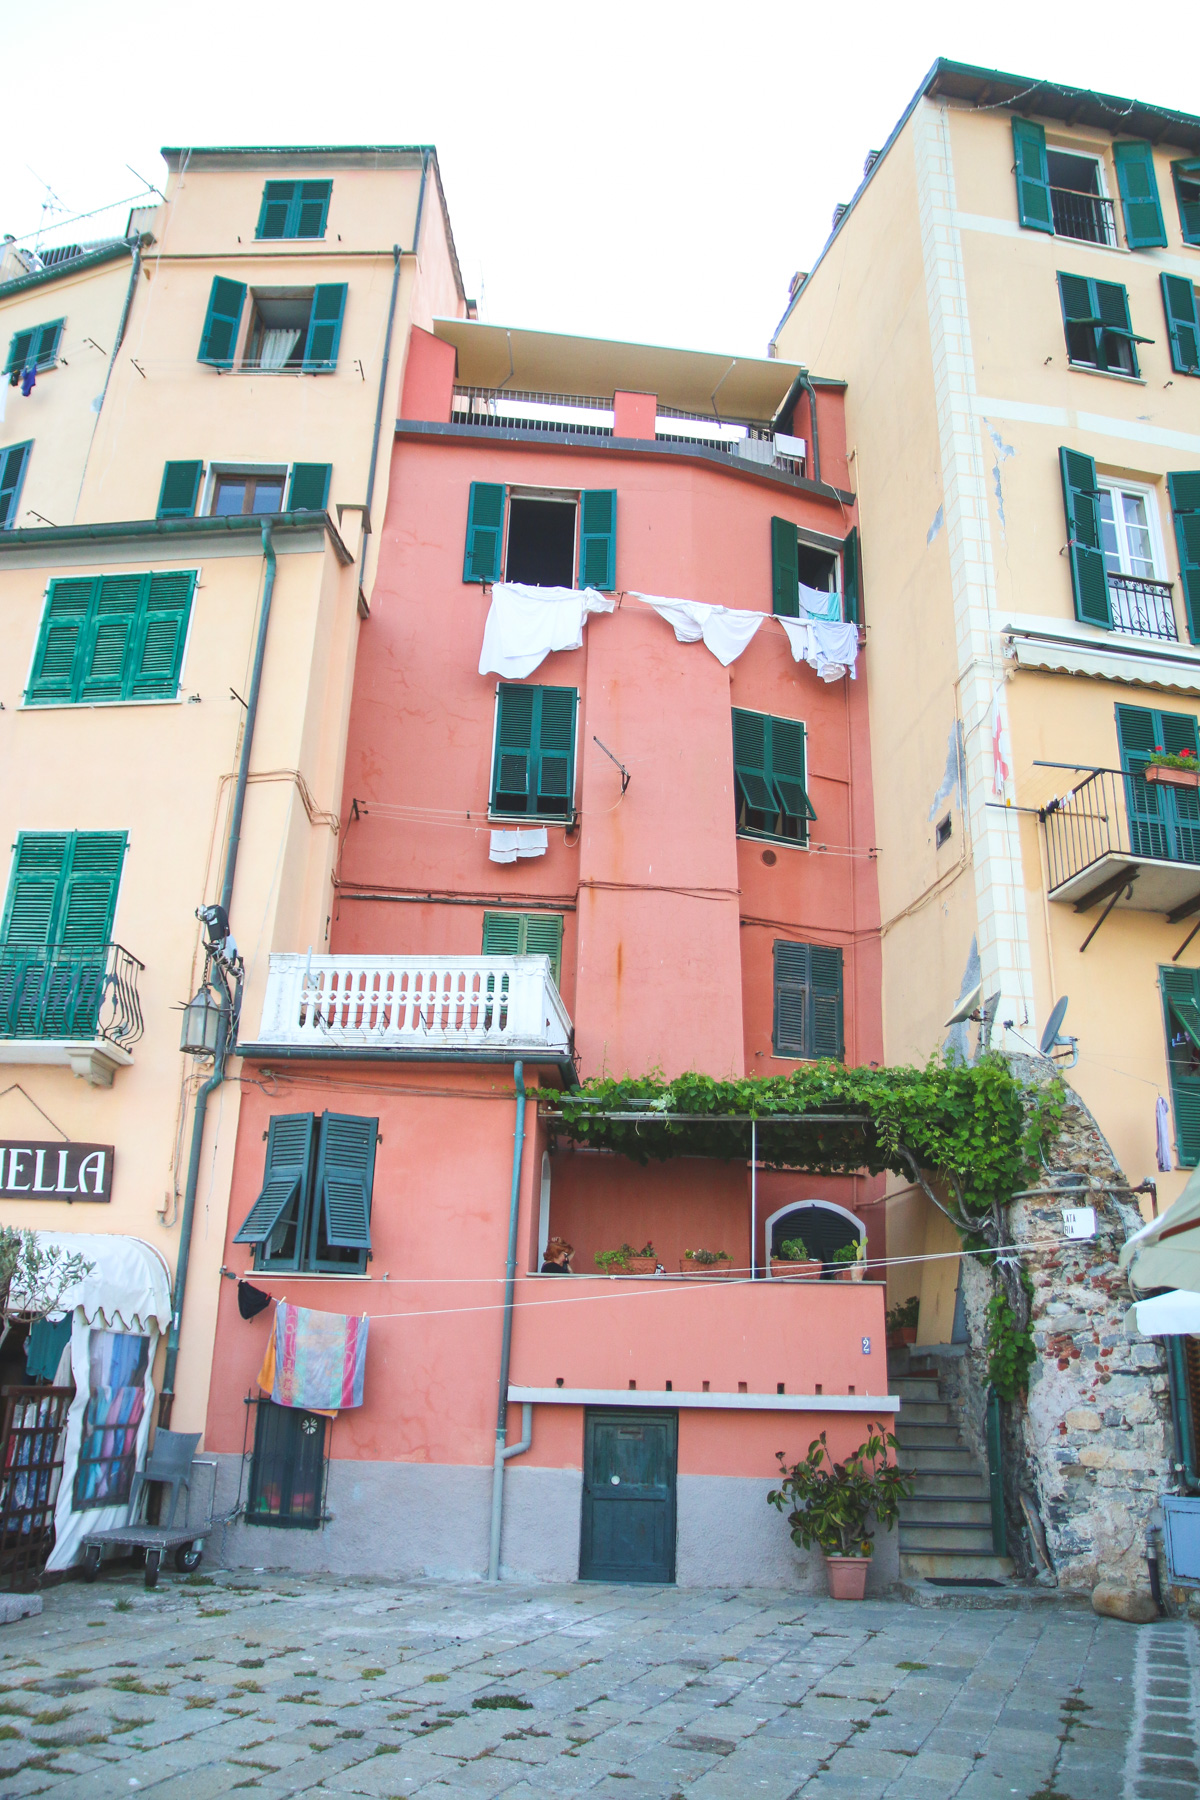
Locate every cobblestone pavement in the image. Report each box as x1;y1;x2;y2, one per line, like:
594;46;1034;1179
0;1571;1197;1799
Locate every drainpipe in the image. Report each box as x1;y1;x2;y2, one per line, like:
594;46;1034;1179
488;1061;528;1580
357;238;405;610
74;235;141;522
772;369;822;487
159;523;277;1424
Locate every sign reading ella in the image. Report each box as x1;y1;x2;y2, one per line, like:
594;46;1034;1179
0;1141;114;1202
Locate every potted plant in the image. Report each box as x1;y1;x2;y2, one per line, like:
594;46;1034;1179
770;1236;822;1280
1145;745;1200;789
830;1242;862;1282
886;1296;920;1347
768;1425;912;1600
680;1248;733;1277
595;1242;659;1275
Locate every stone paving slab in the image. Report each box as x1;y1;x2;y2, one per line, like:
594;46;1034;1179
0;1569;1191;1797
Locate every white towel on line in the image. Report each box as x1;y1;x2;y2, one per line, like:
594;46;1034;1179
798;582;842;622
479;582;615;679
489;828;549;864
777;616;859;681
632;593;764;666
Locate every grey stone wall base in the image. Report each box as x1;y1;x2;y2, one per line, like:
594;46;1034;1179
0;1592;43;1624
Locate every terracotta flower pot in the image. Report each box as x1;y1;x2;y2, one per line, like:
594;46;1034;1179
770;1259;822;1280
625;1257;658;1275
824;1554;870;1600
679;1259;734;1276
887;1325;918;1348
1147;764;1200;788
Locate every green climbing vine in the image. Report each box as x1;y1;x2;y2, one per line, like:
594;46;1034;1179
984;1273;1038;1402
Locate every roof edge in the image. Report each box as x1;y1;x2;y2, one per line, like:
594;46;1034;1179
0;240;134;300
0;510;352;565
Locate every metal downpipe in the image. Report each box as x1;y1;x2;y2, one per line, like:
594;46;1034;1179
357;243;403;608
221;523;277;915
488;1061;527;1580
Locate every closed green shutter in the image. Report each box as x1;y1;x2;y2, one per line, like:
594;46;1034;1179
295;181;332;238
1059;448;1111;627
733;709;775;812
492;684;535;809
491;686;577;816
773;941;810;1057
770;717;815;836
770;517;799;616
57;833;126;947
1163;966;1200;1166
536;687;576;805
32;321;63;367
4;330;33;376
481;913;523;956
128;571;195;698
1058;275;1145;374
315;1113;376;1250
0;441;31;529
1113;141;1167;249
464;482;505;582
1162;276;1200;376
302;285;346;370
235;1113;316;1245
579;489;616;591
1116;703;1200;861
1170;473;1200;644
198;277;246;368
256;180;331;240
1012;118;1053;233
484;911;563;983
1173;160;1200;247
842;526;861;625
1;835;71;947
26;577;93;702
810;944;845;1058
256;182;295;240
157;460;203;520
287;463;331;512
79;576;141;701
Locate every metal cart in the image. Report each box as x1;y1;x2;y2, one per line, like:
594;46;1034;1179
80;1454;237;1588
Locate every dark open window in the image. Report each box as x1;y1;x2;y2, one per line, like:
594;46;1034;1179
505;497;576;587
234;1111;377;1274
1058;273;1147;377
238;286;346;373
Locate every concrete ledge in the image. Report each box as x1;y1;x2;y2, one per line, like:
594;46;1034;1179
510;1385;899;1413
0;1592;43;1624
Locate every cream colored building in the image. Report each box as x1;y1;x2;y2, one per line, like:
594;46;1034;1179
773;62;1200;1320
0;149;467;1479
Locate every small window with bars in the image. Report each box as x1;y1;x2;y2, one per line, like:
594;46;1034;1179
773;940;844;1061
245;1400;329;1528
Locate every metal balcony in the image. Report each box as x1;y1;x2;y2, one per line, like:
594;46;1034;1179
1050;188;1118;247
242;954;574;1066
1109;575;1179;643
1044;768;1200;918
0;944;144;1086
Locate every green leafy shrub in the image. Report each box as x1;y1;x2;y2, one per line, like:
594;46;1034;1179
776;1238;810;1261
768;1427;913;1558
885;1297;920;1333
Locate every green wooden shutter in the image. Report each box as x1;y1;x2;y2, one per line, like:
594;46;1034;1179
128;571;195;698
464;482;505;582
1012;118;1053;233
32;321;63;367
482;912;523;956
79;575;141;701
733;709;775;812
1;835;71;947
57;833;126;948
773;941;810;1057
302;285;346;370
234;1113;316;1244
1160;709;1200;862
770;717;816;837
770;517;799;617
1117;703;1169;859
26;577;95;703
295;181;332;238
1173;160;1200;247
842;526;861;625
579;489;616;591
316;1112;376;1250
1113;141;1167;249
1170;473;1200;644
256;181;295;240
535;687;577;807
492;684;535;809
1095;280;1143;373
810;944;845;1059
4;330;33;376
1162;275;1200;376
198;277;246;368
287;463;331;511
0;442;31;529
157;460;203;519
522;913;564;984
1162;966;1200;1166
1059;447;1111;627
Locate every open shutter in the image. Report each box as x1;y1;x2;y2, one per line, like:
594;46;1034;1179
198;277;246;368
256;181;295;239
1059;448;1111;627
535;686;577;807
1162;276;1200;376
1160;709;1200;862
1117;703;1169;859
482;912;523;956
773;942;809;1057
128;570;195;698
26;577;94;703
1;835;70;947
842;525;861;625
0;442;31;529
302;284;346;370
157;460;203;520
770;717;816;836
4;330;33;376
1095;280;1146;371
316;1112;376;1250
79;575;141;701
492;684;535;809
234;1113;316;1245
1012;118;1053;233
1163;967;1200;1167
579;489;616;591
57;833;125;948
1113;141;1167;249
1170;473;1200;644
810;945;845;1059
770;517;799;616
523;912;564;984
463;481;504;583
287;463;331;512
1173;161;1200;247
733;709;775;813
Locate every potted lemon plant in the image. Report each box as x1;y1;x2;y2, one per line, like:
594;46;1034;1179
768;1425;911;1600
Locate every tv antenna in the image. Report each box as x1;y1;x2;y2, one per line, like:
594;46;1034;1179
1039;996;1078;1070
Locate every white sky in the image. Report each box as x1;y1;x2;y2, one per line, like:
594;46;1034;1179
3;0;1197;364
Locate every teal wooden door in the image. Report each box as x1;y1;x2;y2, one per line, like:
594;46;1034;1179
579;1409;676;1584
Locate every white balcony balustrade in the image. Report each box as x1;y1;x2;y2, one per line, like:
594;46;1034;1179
244;954;573;1061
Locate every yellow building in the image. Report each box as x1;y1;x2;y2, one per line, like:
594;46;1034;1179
774;62;1200;1318
0;149;467;1554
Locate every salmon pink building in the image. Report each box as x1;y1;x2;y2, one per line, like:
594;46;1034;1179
204;319;892;1588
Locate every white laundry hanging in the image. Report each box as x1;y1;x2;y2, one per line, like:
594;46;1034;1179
632;594;763;666
777;616;859;681
479;583;615;680
797;581;842;622
489;828;549;865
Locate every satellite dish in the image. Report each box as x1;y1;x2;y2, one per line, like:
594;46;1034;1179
1039;996;1078;1069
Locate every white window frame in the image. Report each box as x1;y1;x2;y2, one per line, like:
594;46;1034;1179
1045;143;1118;249
1096;476;1168;581
503;485;581;590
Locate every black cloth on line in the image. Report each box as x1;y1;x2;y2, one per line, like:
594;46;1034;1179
237;1281;272;1320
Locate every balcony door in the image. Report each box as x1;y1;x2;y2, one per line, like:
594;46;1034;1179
1117;706;1200;863
0;833;125;1037
580;1409;676;1584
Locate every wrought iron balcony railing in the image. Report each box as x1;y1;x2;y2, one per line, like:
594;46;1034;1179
0;944;145;1047
1109;575;1178;642
1043;767;1200;915
1050;188;1118;247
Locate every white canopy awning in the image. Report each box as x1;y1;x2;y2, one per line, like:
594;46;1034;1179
1129;1290;1200;1337
11;1233;172;1335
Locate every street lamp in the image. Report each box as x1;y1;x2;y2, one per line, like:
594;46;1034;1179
180;983;227;1057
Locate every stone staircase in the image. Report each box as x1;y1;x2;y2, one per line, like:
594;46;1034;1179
891;1351;1014;1585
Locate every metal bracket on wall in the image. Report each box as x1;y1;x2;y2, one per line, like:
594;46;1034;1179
1076;865;1139;952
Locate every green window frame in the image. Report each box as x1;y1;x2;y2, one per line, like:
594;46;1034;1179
198;277;246;369
1162;965;1200;1167
490;684;578;819
1163;275;1200;377
1059;447;1111;628
1172;159;1200;248
770;516;856;622
842;526;861;625
463;481;505;583
1170;472;1200;644
234;1110;377;1274
5;320;64;378
1057;273;1149;377
0;441;31;530
463;483;616;589
481;911;563;984
1116;703;1200;863
1012;118;1054;234
26;571;196;706
773;940;844;1061
287;463;331;512
1;832;127;951
578;489;617;591
732;707;816;846
255;180;332;241
156;461;204;520
1112;141;1167;249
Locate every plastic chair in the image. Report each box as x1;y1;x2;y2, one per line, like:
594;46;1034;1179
129;1429;200;1528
